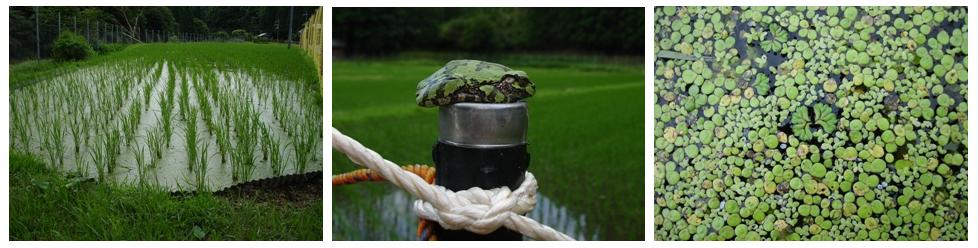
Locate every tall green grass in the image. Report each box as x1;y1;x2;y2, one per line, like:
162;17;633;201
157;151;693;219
9;152;321;240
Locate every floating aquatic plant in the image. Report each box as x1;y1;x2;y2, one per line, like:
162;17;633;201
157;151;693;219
791;103;837;141
656;6;968;241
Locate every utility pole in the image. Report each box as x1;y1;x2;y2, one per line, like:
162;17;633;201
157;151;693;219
288;6;294;48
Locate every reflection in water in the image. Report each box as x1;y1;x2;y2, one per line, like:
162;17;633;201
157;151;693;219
334;186;597;240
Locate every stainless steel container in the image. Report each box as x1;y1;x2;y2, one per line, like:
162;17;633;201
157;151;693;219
438;102;528;148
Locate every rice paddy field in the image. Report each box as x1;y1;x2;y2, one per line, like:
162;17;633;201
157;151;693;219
654;6;967;241
9;42;323;240
331;56;644;240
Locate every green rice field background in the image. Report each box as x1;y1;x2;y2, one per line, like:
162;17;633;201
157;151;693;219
331;56;645;240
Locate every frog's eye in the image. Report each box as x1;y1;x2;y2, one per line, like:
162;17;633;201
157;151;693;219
502;76;515;83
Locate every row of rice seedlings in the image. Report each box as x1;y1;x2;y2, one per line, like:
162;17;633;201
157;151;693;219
204;70;221;109
40;118;65;170
104;126;123;174
89;134;110;182
194;76;215;135
159;88;175;146
291;118;316;174
133;142;153;187
67;114;85;154
193;141;211;192
88;126;121;181
184;106;200;171
10;99;33;151
178;71;192;121
260;123;286;176
147;124;167;161
253;72;322;174
143;77;155;108
110;78;129;115
213;88;235;164
122;94;143;145
231;101;260;182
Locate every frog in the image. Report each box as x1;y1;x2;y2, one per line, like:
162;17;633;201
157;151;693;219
415;59;535;107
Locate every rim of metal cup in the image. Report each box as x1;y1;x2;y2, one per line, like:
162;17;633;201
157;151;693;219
438;102;528;148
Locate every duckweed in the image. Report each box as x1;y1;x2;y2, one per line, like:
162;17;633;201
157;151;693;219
655;6;967;241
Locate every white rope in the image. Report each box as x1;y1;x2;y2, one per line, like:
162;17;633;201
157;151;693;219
332;128;575;241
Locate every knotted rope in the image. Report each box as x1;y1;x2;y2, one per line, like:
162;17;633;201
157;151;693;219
332;128;574;241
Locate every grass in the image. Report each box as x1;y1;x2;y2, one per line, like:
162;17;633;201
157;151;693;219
331;57;644;240
9;152;322;240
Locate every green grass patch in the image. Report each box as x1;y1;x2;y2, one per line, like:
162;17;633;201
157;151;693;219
11;42;321;93
9;152;322;240
332;58;644;240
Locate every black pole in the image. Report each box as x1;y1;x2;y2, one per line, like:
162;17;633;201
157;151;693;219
431;102;528;240
288;6;294;48
35;6;40;59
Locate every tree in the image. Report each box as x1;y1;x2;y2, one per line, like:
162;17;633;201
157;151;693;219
191;18;209;34
231;29;250;41
8;7;37;59
113;6;145;41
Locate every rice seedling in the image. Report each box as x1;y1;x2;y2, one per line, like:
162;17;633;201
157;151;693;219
79;107;93;149
178;73;191;121
89;133;110;182
147;124;167;161
159;88;174;146
213;123;231;164
261;124;285;177
290;125;315;174
231;111;259;182
105;126;122;174
133;142;151;186
184;106;199;171
67;115;84;154
142;79;154;108
122;97;143;145
41;117;65;170
193;141;211;192
259;123;270;162
10;100;33;151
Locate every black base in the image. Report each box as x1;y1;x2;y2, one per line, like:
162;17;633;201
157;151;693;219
431;141;529;241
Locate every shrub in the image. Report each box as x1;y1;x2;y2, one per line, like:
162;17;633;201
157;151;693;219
212;31;230;41
231;29;250;41
51;31;94;61
96;43;127;55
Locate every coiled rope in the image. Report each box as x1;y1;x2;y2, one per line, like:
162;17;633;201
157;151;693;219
332;128;574;241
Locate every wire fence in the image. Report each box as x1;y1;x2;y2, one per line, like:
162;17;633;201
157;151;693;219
12;7;234;61
299;7;323;89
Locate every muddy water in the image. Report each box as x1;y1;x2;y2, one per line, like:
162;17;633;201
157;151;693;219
333;187;597;240
15;60;323;192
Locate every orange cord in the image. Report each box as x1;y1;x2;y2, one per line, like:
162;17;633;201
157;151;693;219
332;164;438;240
